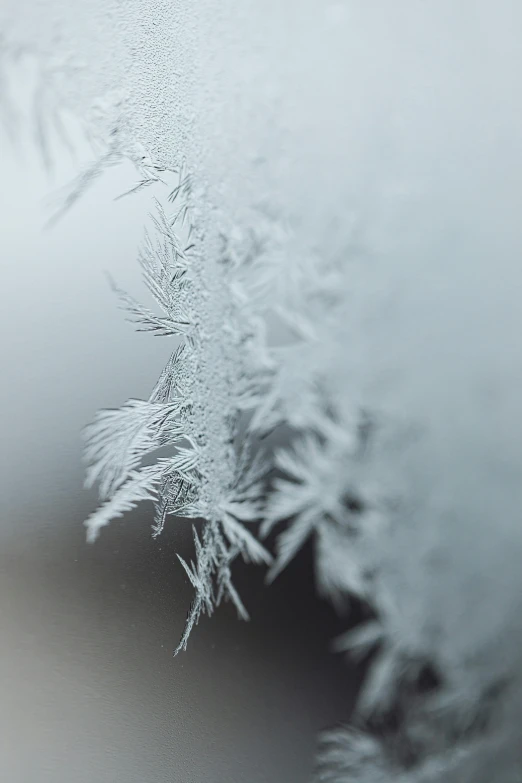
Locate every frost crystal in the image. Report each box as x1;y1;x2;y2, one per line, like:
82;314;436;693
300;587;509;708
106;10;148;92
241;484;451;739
83;192;273;652
3;1;522;780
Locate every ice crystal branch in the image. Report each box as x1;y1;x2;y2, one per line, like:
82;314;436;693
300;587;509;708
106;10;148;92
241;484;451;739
84;185;272;652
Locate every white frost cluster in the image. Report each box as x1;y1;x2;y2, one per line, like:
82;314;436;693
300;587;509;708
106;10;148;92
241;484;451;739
3;2;522;780
83;193;274;653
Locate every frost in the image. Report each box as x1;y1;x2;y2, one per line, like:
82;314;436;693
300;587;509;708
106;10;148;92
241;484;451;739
83;191;272;653
4;1;522;780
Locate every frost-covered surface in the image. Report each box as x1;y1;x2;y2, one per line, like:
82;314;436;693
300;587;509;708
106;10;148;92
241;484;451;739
83;195;274;653
3;2;522;780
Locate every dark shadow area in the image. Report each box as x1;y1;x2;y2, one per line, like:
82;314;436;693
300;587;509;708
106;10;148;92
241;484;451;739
1;496;363;783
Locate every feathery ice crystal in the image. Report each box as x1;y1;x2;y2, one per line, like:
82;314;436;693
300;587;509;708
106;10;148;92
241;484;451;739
3;2;522;780
84;185;274;653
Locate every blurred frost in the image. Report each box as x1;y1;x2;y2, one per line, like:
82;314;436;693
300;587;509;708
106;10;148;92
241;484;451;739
2;1;522;779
